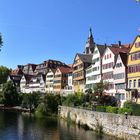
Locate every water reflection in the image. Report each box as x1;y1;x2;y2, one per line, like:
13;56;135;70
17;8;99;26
0;111;118;140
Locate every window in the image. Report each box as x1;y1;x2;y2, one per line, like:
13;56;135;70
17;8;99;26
103;72;113;80
135;42;140;48
114;73;124;80
129;80;132;88
128;65;140;73
131;52;140;61
94;50;98;54
138;79;140;87
121;94;125;100
134;79;136;88
115;83;125;89
107;55;109;59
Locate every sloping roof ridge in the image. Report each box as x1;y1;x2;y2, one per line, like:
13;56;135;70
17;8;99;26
77;53;92;56
129;35;140;53
57;66;72;73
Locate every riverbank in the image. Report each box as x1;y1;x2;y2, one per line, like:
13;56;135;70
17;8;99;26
0;105;30;112
59;106;140;140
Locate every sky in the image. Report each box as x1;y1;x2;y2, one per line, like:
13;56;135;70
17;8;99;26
0;0;140;69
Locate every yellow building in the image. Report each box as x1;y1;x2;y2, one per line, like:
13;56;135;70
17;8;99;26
127;35;140;103
73;53;93;92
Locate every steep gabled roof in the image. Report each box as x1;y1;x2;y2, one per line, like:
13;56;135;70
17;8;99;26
23;74;33;83
96;44;108;57
9;75;22;86
109;46;129;55
119;52;128;67
9;75;22;81
129;35;140;53
11;68;23;75
114;52;128;68
76;53;93;63
57;66;72;74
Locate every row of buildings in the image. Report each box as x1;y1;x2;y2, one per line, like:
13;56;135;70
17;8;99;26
9;60;73;94
9;29;140;104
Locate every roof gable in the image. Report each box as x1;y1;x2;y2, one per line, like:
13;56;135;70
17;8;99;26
102;47;114;58
76;53;93;63
114;53;127;68
96;44;107;57
129;35;140;54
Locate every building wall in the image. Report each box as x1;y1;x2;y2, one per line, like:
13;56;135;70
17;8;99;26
86;46;101;89
20;76;27;93
53;69;62;93
73;55;85;92
46;69;54;93
102;48;115;95
113;55;127;104
128;36;140;103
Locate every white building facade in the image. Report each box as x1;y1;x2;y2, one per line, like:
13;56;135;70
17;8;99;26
45;68;55;93
113;53;127;105
102;47;116;95
86;45;106;90
20;74;46;93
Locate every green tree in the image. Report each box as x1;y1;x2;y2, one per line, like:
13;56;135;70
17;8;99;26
43;94;61;114
21;92;40;112
62;93;84;107
0;66;11;84
2;81;19;106
93;81;109;97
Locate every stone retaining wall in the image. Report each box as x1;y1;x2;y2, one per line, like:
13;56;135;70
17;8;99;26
59;106;140;140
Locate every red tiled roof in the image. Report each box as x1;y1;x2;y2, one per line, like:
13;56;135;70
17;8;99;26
58;66;72;73
68;64;73;68
121;44;131;49
11;68;23;75
109;46;129;55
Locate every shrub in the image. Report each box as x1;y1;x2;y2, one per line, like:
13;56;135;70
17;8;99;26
97;95;117;106
124;101;140;116
118;107;132;115
96;106;106;112
35;102;47;117
62;93;84;107
106;106;118;114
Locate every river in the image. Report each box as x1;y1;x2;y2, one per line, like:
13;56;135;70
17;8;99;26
0;111;119;140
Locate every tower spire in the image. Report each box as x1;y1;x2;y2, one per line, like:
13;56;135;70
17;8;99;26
84;27;95;54
89;27;92;37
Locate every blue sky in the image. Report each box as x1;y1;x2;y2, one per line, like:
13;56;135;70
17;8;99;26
0;0;140;69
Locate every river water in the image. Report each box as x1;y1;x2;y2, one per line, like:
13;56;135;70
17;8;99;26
0;111;118;140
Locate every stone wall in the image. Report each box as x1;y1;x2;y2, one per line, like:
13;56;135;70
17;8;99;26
59;106;140;140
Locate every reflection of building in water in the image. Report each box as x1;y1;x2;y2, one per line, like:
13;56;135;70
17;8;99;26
18;115;24;140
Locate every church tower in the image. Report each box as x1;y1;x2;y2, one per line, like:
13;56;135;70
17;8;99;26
84;28;95;54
